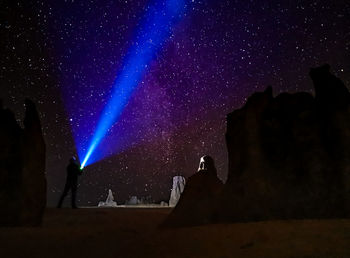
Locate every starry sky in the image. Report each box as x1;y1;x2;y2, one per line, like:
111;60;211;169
1;0;349;206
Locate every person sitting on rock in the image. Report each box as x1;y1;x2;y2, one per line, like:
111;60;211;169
57;157;83;209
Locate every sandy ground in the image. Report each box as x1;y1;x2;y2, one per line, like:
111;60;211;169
1;208;350;258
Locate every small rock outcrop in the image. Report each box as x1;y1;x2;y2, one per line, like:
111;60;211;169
98;189;118;207
0;99;46;226
126;196;141;205
169;176;186;207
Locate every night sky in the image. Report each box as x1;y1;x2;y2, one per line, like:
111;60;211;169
1;0;349;206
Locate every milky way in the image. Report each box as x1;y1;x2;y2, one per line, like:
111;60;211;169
1;0;349;205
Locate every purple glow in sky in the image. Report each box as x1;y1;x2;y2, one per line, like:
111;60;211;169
1;0;349;205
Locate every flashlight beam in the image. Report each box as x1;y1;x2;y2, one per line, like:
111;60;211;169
80;0;187;167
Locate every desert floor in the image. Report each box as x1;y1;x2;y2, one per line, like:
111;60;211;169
1;208;350;258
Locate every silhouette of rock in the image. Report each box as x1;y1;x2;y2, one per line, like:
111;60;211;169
310;64;350;109
218;64;350;222
169;176;186;207
0;99;46;226
163;64;350;226
163;156;223;227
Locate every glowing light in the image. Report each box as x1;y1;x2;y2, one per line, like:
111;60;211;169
80;0;187;168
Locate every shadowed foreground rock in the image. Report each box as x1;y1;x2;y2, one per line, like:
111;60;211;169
163;155;223;227
0;99;46;226
164;64;350;227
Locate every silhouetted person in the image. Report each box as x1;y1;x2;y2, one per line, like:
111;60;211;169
57;157;83;208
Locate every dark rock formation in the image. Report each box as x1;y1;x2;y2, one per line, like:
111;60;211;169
163;156;223;227
310;64;350;109
0;99;46;226
164;64;350;226
221;64;350;221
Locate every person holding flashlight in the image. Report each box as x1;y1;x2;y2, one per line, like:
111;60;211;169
57;157;83;209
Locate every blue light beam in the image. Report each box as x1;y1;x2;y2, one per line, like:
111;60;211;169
80;0;187;168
